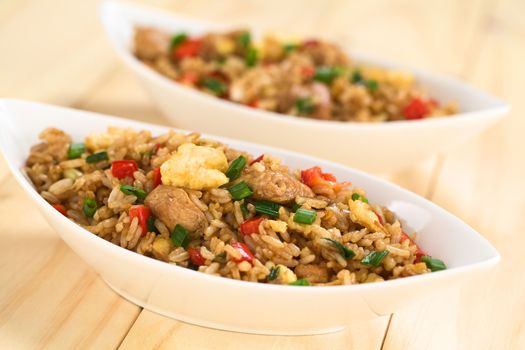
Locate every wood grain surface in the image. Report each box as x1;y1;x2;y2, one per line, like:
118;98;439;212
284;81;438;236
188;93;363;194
0;0;522;348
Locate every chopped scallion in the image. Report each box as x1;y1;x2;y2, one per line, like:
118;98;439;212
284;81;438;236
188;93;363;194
351;69;363;83
225;156;247;181
67;143;86;159
293;208;317;225
323;238;356;260
283;43;298;53
213;251;227;263
240;202;249;218
86;151;108;164
170;33;188;49
171;224;189;248
147;216;156;233
421;256;447;272
228;181;253;200
296;97;315;114
82;197;97;218
268;266;280;281
361;250;389;267
289;278;310;286
120;185;147;202
255;200;281;218
365;79;379;92
351;193;368;203
246;47;258;67
200;78;226;96
313;66;342;84
238;31;251;49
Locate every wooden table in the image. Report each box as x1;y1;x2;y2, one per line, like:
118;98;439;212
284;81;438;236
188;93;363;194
1;0;523;348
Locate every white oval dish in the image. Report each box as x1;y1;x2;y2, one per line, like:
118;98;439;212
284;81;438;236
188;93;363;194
0;99;500;335
99;0;510;174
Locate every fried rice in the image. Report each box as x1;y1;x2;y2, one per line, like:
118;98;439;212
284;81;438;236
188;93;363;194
25;127;446;286
133;27;457;122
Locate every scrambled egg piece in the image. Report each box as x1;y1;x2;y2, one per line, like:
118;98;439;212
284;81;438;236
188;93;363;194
160;143;229;190
276;264;297;284
267;220;287;234
348;198;385;233
85;127;136;151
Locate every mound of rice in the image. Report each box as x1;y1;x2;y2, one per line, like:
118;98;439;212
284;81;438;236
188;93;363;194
25;127;445;286
134;27;457;122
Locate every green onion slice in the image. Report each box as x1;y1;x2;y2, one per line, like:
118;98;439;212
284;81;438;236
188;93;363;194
170;33;188;48
213;251;227;263
421;256;447;272
255;200;281;218
246;47;258;67
351;193;369;203
323;238;356;260
147;216;156;233
120;185;147;202
200;78;227;96
228;181;253;200
82;197;97;218
293;208;317;225
283;43;298;53
361;250;389;267
171;224;189;248
365;79;379;92
291;203;301;212
240;202;249;218
86;151;109;164
313;66;342;84
351;69;363;83
289;278;310;286
238;31;251;49
225;156;246;181
296;97;315;114
67;143;86;159
268;266;280;281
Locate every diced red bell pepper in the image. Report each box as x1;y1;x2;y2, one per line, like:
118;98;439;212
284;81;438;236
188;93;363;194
153;143;161;154
248;100;259;108
301;166;350;192
52;203;67;216
231;242;254;263
400;232;426;262
301;66;315;78
129;205;151;236
111;160;138;179
173;38;202;60
402;97;431;120
250;154;264;165
240;217;264;236
188;247;206;266
152;167;162;188
179;71;199;85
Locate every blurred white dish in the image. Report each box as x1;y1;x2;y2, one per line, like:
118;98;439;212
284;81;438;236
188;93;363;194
100;0;509;174
0;99;499;335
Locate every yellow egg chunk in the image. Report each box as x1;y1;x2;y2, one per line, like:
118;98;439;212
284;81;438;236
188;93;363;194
85;127;137;151
160;143;229;190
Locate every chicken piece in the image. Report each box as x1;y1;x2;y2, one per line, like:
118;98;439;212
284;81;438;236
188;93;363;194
134;27;170;60
348;198;385;233
145;185;207;232
300;40;350;66
160;143;229;190
294;264;329;283
239;167;314;204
